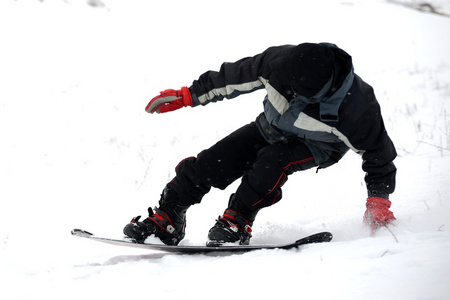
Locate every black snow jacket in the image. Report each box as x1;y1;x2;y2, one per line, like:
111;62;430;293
188;43;397;198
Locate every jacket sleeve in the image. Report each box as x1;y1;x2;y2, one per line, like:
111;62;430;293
343;78;397;198
188;46;289;106
361;126;397;198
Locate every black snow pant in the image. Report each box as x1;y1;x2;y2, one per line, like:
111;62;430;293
166;121;320;211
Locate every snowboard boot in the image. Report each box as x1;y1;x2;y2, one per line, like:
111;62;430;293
123;186;189;246
207;194;259;246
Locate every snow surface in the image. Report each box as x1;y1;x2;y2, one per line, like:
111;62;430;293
1;0;449;299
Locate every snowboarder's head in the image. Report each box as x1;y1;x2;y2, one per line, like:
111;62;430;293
273;43;337;98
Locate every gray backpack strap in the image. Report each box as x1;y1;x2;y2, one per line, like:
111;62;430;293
319;67;354;122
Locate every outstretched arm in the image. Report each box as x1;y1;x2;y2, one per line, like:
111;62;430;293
189;53;268;106
145;45;291;114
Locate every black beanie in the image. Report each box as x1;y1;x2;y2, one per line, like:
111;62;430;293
274;43;335;98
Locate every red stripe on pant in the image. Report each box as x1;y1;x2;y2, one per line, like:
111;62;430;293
251;156;314;208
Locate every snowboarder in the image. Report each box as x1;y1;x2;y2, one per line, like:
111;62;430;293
123;42;397;246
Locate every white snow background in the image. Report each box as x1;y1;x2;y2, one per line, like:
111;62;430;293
1;0;450;299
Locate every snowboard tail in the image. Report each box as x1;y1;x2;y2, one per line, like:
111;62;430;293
71;229;332;254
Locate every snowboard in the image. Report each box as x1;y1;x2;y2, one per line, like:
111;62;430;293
71;229;333;254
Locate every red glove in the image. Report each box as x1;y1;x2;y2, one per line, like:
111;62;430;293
364;197;396;232
145;87;193;114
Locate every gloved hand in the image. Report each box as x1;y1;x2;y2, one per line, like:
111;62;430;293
145;87;193;114
363;197;396;232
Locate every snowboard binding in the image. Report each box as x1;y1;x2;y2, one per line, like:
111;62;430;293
123;206;186;246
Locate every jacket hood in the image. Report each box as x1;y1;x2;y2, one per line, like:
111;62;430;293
271;42;353;98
